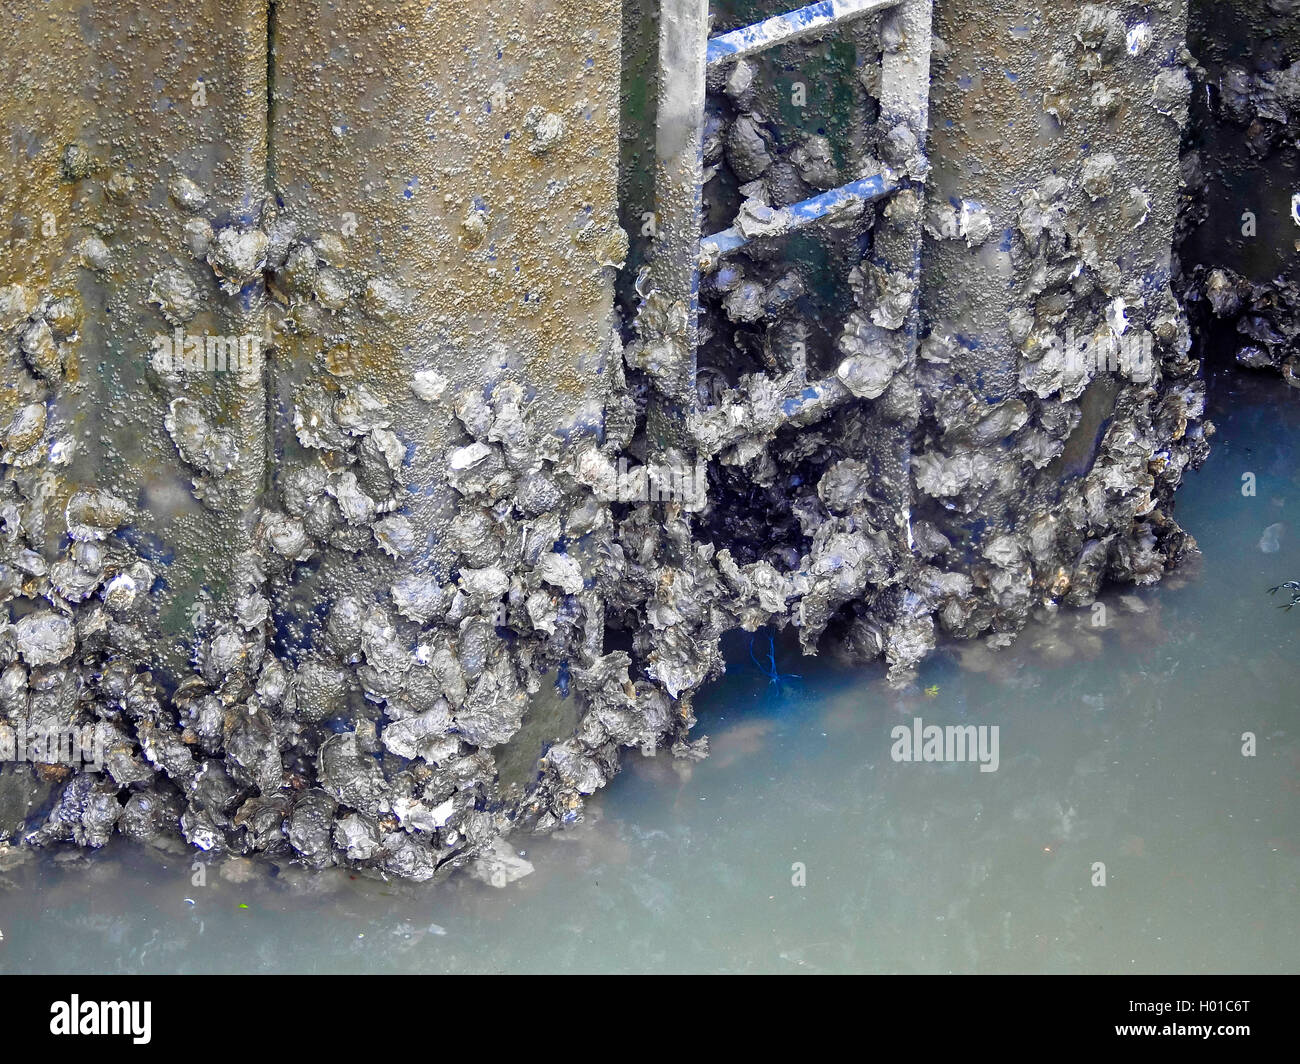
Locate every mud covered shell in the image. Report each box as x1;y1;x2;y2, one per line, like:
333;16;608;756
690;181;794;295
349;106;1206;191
207;226;269;293
149;268;202;324
181;217;215;260
15;611;75;666
281;241;320;293
361;277;406;322
76;235;112;273
60;142;93;181
727;115;774;183
42;295;81;339
1151;66;1192;125
0;283;36;330
105;170;135;200
1080;153;1118;200
65;489;130;541
317;733;387;816
313;268;353;310
1121;187;1151;228
19;319;62;379
4;402;46;454
168;173;208;213
461;207;489;249
165;398;238;476
322;597;364;659
523;106;565;155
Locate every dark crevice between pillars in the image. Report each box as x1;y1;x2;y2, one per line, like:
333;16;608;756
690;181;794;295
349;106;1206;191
1178;0;1300;379
265;1;278;191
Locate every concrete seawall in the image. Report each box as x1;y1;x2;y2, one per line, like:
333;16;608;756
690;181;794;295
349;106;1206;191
0;0;1257;880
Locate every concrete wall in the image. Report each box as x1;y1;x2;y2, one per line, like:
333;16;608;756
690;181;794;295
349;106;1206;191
909;0;1207;635
0;0;1225;876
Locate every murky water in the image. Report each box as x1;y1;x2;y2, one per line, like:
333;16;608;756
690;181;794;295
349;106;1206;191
2;368;1298;974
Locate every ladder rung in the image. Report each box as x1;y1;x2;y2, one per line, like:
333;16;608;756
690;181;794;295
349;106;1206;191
706;0;902;66
700;173;896;264
781;376;848;419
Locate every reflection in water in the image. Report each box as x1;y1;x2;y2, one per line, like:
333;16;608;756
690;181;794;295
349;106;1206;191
1;369;1297;973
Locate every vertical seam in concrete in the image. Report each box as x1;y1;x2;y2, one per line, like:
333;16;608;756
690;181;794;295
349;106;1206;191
266;1;278;192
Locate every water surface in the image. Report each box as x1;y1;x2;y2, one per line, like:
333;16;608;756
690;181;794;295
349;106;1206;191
1;368;1297;974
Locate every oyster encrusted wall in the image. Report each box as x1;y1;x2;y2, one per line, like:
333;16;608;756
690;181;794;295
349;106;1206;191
2;0;1214;879
2;0;272;844
1;0;644;876
909;0;1207;640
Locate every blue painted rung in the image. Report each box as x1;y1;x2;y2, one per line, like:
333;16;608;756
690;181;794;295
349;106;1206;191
706;0;901;66
700;173;897;262
780;377;847;419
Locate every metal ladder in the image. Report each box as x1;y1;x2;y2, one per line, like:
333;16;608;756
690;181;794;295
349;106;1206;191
647;0;933;450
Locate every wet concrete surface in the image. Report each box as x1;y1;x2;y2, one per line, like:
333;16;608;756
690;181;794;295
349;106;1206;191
2;0;1226;876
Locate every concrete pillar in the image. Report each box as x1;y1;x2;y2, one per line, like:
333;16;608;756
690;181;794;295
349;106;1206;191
911;0;1205;637
1;0;270;680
